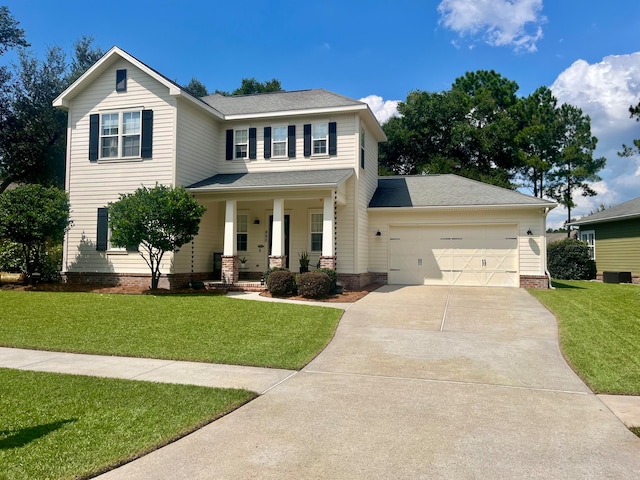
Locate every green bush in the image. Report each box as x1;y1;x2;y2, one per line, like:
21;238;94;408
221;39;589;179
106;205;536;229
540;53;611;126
263;266;289;284
0;240;24;273
267;270;296;297
316;268;338;292
297;272;332;299
548;238;596;280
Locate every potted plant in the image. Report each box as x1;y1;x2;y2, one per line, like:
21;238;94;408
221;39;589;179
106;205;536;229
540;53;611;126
239;256;248;269
299;251;310;273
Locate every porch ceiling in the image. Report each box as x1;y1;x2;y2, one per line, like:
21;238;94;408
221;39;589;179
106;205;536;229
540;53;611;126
186;168;354;193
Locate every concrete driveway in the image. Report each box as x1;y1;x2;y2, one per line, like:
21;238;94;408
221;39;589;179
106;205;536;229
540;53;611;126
99;286;640;479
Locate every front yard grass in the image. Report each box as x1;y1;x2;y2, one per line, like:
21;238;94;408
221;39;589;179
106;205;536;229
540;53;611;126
529;280;640;395
0;291;342;370
0;368;255;480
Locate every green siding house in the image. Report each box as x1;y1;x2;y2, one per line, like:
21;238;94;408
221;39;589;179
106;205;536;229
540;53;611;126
570;196;640;284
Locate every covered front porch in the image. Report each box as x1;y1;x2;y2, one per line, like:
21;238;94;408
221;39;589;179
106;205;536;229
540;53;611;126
179;169;353;285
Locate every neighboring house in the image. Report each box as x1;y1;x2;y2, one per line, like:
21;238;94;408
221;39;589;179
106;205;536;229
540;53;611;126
53;47;555;289
569;197;640;284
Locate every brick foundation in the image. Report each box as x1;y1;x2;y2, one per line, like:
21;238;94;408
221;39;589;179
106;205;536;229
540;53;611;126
319;256;336;270
519;275;551;289
221;256;238;284
337;272;388;290
269;256;287;269
64;271;212;289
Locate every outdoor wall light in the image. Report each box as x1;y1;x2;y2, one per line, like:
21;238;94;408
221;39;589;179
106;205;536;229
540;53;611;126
526;229;533;236
254;218;260;225
376;230;381;236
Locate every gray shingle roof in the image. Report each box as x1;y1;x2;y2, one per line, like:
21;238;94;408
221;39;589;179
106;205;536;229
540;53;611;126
201;89;364;116
570;196;640;226
369;175;555;208
187;168;354;192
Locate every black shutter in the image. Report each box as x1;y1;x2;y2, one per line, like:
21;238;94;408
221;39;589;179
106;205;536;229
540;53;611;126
264;127;271;159
288;125;296;158
226;129;233;160
303;124;311;156
96;208;108;251
116;69;127;92
141;110;153;158
89;114;99;161
249;127;257;159
328;122;337;155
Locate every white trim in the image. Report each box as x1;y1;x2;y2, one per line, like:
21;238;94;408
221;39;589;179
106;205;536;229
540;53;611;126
271;125;288;159
580;229;596;260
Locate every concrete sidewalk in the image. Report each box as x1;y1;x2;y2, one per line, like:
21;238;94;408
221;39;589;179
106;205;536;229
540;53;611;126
0;347;295;394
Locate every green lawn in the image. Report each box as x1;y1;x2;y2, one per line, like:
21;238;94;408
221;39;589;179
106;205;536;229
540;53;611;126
529;280;640;395
0;368;255;480
0;291;342;370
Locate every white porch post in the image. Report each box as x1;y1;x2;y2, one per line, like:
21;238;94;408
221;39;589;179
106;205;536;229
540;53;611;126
269;198;286;268
222;200;238;283
320;194;336;270
223;200;237;256
322;195;334;257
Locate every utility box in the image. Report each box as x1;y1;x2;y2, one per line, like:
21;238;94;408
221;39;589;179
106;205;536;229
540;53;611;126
603;271;632;284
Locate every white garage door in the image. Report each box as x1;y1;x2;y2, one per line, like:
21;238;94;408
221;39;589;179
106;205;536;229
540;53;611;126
389;225;518;287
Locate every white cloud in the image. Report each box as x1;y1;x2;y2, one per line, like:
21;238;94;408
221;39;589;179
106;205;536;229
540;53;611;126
437;0;545;52
359;95;400;124
548;52;640;226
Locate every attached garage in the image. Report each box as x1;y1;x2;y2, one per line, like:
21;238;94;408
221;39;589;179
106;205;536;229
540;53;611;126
368;175;556;288
389;224;518;286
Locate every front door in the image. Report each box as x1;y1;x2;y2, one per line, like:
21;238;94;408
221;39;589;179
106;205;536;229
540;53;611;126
269;215;290;268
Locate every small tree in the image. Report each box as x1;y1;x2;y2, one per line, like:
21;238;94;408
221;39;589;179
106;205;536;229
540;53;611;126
0;184;71;277
547;238;595;280
108;184;206;289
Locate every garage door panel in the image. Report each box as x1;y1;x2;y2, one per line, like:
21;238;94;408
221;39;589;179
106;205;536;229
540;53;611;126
389;224;518;287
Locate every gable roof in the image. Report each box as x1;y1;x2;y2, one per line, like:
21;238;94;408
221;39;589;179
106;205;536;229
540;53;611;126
570;196;640;226
369;175;556;209
187;168;354;193
52;46;223;118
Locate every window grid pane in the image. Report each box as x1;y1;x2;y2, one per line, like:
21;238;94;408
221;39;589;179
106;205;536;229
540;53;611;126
235;130;248;159
122;112;140;135
101;137;118;158
311;213;323;252
122;136;140;157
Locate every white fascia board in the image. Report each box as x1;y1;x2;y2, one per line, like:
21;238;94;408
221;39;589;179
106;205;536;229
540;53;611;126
188;183;340;194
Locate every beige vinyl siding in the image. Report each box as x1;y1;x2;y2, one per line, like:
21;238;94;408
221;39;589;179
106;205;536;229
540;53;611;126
368;207;547;276
355;121;380;273
175;99;219;186
217;113;357;174
63;59;176;274
590;219;640;276
172;202;222;274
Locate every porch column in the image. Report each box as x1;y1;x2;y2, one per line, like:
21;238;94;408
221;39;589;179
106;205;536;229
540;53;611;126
222;199;238;283
269;198;286;268
320;194;336;270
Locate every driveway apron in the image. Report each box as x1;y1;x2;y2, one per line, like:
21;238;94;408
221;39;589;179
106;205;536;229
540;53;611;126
99;286;640;479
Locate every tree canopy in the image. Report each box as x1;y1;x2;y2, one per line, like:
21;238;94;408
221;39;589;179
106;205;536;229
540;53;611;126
380;70;607;221
185;77;209;98
0;184;71;276
108;184;207;289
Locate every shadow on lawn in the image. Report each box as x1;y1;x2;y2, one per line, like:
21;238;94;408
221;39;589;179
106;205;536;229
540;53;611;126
0;419;76;449
551;281;587;289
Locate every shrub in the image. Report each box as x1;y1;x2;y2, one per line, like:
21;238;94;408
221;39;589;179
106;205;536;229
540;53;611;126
267;270;296;297
316;268;338;292
0;240;24;273
297;272;332;299
548;238;596;280
263;266;289;284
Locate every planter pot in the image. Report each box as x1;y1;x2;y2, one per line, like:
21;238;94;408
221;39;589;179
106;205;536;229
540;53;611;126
299;266;309;274
333;285;344;294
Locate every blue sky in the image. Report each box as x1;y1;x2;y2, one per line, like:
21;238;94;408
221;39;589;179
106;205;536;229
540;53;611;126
5;0;640;227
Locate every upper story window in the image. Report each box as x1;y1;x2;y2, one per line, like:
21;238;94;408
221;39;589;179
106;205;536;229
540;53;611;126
89;110;153;162
116;69;127;92
312;124;328;155
100;111;141;159
226;128;256;160
235;129;248;159
272;127;287;157
304;122;336;157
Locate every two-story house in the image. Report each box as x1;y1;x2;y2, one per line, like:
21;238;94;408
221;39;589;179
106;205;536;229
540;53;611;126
54;47;555;289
